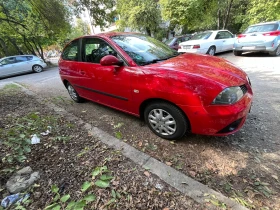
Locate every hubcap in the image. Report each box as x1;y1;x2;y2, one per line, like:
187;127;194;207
276;46;280;55
34;66;42;72
209;48;215;56
148;109;176;136
68;85;78;100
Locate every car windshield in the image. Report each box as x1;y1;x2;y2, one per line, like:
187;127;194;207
164;37;176;45
190;32;212;40
111;34;179;66
243;23;279;33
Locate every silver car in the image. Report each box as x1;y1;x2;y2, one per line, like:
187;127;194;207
0;55;47;78
233;20;280;56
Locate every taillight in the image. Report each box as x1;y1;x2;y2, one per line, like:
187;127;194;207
193;45;200;49
263;30;280;36
237;34;246;38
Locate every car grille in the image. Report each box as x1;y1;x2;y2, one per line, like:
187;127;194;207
240;84;247;94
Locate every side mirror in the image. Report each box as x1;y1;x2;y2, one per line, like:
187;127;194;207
100;55;123;66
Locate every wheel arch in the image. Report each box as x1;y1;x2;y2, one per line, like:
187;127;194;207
139;98;191;131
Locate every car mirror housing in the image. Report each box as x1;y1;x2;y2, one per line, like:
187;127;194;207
100;55;123;66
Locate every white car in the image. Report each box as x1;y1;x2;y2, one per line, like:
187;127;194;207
178;30;236;55
0;55;47;78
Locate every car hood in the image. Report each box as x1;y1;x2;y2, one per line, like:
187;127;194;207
145;53;247;87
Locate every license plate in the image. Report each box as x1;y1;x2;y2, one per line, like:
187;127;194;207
183;46;191;49
242;46;255;50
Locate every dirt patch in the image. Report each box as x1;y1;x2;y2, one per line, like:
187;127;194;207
49;90;280;209
0;86;204;209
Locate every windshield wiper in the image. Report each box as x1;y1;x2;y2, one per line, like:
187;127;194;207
140;54;179;66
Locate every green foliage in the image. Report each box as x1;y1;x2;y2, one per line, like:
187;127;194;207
0;112;57;164
116;0;162;36
0;0;71;58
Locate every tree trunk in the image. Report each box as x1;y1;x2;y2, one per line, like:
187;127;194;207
0;37;9;56
7;37;24;55
146;27;151;36
223;0;234;29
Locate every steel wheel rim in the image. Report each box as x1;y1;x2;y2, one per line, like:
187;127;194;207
209;48;215;56
148;109;176;136
34;65;42;72
68;85;78;100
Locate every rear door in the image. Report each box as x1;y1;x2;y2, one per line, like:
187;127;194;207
215;31;235;52
15;56;30;72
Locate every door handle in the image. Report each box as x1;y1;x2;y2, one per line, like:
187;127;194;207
80;70;85;75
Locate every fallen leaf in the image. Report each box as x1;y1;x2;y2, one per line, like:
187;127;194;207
163;208;170;210
138;141;143;147
272;175;278;180
189;171;196;177
144;171;150;177
165;162;172;166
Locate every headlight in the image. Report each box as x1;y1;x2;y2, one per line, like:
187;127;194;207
212;86;244;105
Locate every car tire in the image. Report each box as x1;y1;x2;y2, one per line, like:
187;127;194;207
67;82;84;103
206;46;216;56
233;50;242;56
144;102;189;140
32;65;43;73
269;44;280;56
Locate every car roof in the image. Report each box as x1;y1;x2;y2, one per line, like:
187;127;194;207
250;20;280;26
0;55;34;59
82;32;142;39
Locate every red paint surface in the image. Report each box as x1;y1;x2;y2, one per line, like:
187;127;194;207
59;33;253;136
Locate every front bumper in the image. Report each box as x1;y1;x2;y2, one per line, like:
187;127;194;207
180;89;253;136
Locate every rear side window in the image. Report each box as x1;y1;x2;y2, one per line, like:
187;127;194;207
26;56;33;60
244;23;279;33
16;56;28;62
62;40;79;61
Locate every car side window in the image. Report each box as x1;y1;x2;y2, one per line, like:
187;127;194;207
62;40;79;61
16;56;28;63
215;31;233;39
0;57;16;65
82;38;118;63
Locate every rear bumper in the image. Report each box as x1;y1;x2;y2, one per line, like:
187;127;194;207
178;48;208;54
233;40;278;52
180;90;253;136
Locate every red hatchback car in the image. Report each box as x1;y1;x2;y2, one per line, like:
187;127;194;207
59;32;253;140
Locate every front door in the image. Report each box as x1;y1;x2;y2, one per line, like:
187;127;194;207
77;37;133;113
0;57;17;77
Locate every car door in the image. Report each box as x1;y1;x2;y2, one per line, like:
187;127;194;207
220;31;235;51
214;32;225;53
0;57;17;77
15;56;30;73
78;37;133;112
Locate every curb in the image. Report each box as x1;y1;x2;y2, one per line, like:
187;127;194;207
4;82;248;210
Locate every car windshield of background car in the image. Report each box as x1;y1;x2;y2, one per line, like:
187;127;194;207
164;37;175;45
243;24;279;33
190;32;212;40
112;35;179;66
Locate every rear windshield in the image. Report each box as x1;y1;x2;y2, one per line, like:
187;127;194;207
190;32;212;40
243;23;279;33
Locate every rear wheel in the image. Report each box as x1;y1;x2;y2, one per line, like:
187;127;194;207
32;65;43;73
269;44;280;56
206;46;216;56
144;102;189;140
233;50;242;56
67;82;84;103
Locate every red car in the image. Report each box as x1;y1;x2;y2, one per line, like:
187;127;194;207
59;32;253;140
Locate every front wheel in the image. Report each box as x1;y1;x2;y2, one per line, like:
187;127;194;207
269;44;280;56
32;65;43;73
207;46;216;56
144;102;189;140
67;83;84;103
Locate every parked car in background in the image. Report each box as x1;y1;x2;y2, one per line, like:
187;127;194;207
59;32;252;140
164;34;192;50
178;30;235;55
233;20;280;56
0;55;47;79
